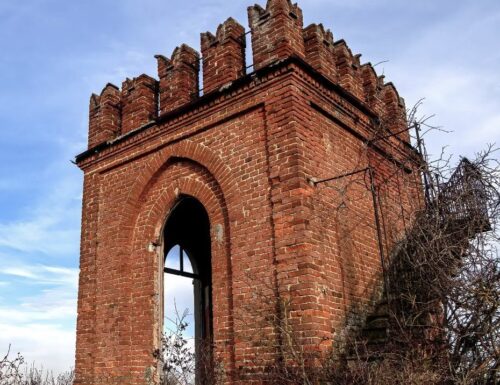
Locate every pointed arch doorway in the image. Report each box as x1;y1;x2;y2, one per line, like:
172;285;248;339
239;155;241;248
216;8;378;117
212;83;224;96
163;196;213;377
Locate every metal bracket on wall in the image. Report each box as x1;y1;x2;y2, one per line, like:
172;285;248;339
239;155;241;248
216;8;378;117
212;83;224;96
309;167;389;301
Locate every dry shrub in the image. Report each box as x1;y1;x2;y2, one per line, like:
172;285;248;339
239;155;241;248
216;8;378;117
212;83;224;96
159;308;224;385
0;346;74;385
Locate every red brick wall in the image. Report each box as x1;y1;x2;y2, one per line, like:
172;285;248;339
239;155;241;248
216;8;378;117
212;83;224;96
75;1;422;384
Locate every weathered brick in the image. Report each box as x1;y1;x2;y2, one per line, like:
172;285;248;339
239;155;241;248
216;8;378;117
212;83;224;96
201;18;246;94
75;1;421;384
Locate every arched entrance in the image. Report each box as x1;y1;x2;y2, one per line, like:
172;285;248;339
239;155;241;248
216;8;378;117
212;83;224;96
163;196;213;379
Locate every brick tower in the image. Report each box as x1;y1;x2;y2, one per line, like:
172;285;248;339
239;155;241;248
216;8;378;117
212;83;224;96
75;0;423;384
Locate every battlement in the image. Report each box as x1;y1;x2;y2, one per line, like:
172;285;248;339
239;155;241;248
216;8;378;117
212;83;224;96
88;83;121;148
248;0;305;70
303;23;336;83
77;2;422;382
201;18;246;94
156;44;200;116
87;0;409;149
121;74;157;135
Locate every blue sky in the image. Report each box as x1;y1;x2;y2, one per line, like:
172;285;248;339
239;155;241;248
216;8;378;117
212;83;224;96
0;0;499;374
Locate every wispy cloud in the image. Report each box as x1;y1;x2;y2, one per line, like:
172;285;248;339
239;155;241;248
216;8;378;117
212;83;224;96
0;323;76;374
0;264;78;287
0;0;498;376
1;267;38;280
380;2;500;159
0;262;78;373
0;173;81;258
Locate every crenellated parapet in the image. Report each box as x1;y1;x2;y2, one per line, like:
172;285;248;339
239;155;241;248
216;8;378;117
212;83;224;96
76;2;423;384
156;45;200;115
248;0;305;70
121;74;157;135
303;23;337;83
380;82;409;140
87;75;158;149
201;18;246;94
360;63;383;114
88;84;121;149
333;40;364;100
87;0;410;149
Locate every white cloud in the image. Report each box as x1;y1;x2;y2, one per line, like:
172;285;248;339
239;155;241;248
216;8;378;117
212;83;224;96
0;219;78;256
0;261;196;373
0;298;76;324
0;262;78;373
0;323;75;374
0;0;498;377
394;67;500;153
0;263;78;320
0;261;78;289
0;174;81;258
384;5;500;160
1;267;38;279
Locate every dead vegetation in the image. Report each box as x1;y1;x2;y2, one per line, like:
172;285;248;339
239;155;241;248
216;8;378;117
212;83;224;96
157;104;499;385
3;107;498;385
0;345;74;385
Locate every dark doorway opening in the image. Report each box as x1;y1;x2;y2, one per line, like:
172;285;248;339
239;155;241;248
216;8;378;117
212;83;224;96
163;196;213;379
